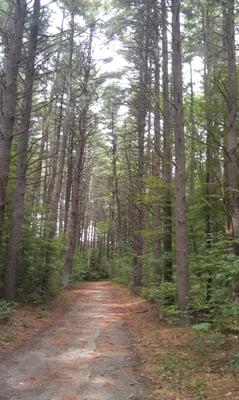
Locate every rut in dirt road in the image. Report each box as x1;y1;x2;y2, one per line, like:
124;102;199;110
0;283;145;400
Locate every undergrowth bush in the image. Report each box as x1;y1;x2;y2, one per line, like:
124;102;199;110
109;253;133;284
0;300;14;322
73;249;109;282
190;236;239;328
16;232;66;304
140;282;176;306
231;353;239;371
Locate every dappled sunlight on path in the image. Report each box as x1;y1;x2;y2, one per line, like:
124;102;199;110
0;283;146;400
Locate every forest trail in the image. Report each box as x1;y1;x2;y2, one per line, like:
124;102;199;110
0;283;146;400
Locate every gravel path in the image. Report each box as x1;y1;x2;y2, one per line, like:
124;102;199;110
0;282;145;400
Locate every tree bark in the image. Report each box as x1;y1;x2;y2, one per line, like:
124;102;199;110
111;111;122;254
203;4;214;248
4;0;41;302
63;26;94;287
0;0;26;245
162;0;173;281
132;69;147;288
152;3;161;278
224;0;239;255
172;0;190;313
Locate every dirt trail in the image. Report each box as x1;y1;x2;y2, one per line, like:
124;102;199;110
0;282;146;400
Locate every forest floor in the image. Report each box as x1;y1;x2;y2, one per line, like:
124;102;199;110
0;282;238;400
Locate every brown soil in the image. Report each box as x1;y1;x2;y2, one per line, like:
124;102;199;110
0;282;238;400
122;288;239;400
0;289;77;354
0;283;146;400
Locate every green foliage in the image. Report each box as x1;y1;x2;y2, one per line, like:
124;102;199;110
0;300;15;322
192;323;211;333
139;283;181;320
160;304;181;320
156;350;203;392
73;248;109;282
157;282;176;306
185;378;207;399
142;253;160;286
0;0;238;350
110;253;133;284
157;351;201;374
72;251;88;282
231;353;239;371
47;236;66;296
139;287;156;302
95;220;110;236
191;331;227;353
16;227;66;304
140;282;176;305
37;307;50;319
0;330;16;343
153;346;208;399
190;235;239;327
89;251;109;280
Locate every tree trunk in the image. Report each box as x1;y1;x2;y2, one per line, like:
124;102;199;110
64;131;74;233
172;0;190;313
162;0;173;281
152;4;161;279
224;0;239;255
63;26;94;287
202;3;216;248
31;11;65;213
131;4;150;288
4;0;41;302
132;72;146;288
0;0;26;245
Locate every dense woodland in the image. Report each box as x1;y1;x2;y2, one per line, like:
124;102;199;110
0;0;239;327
